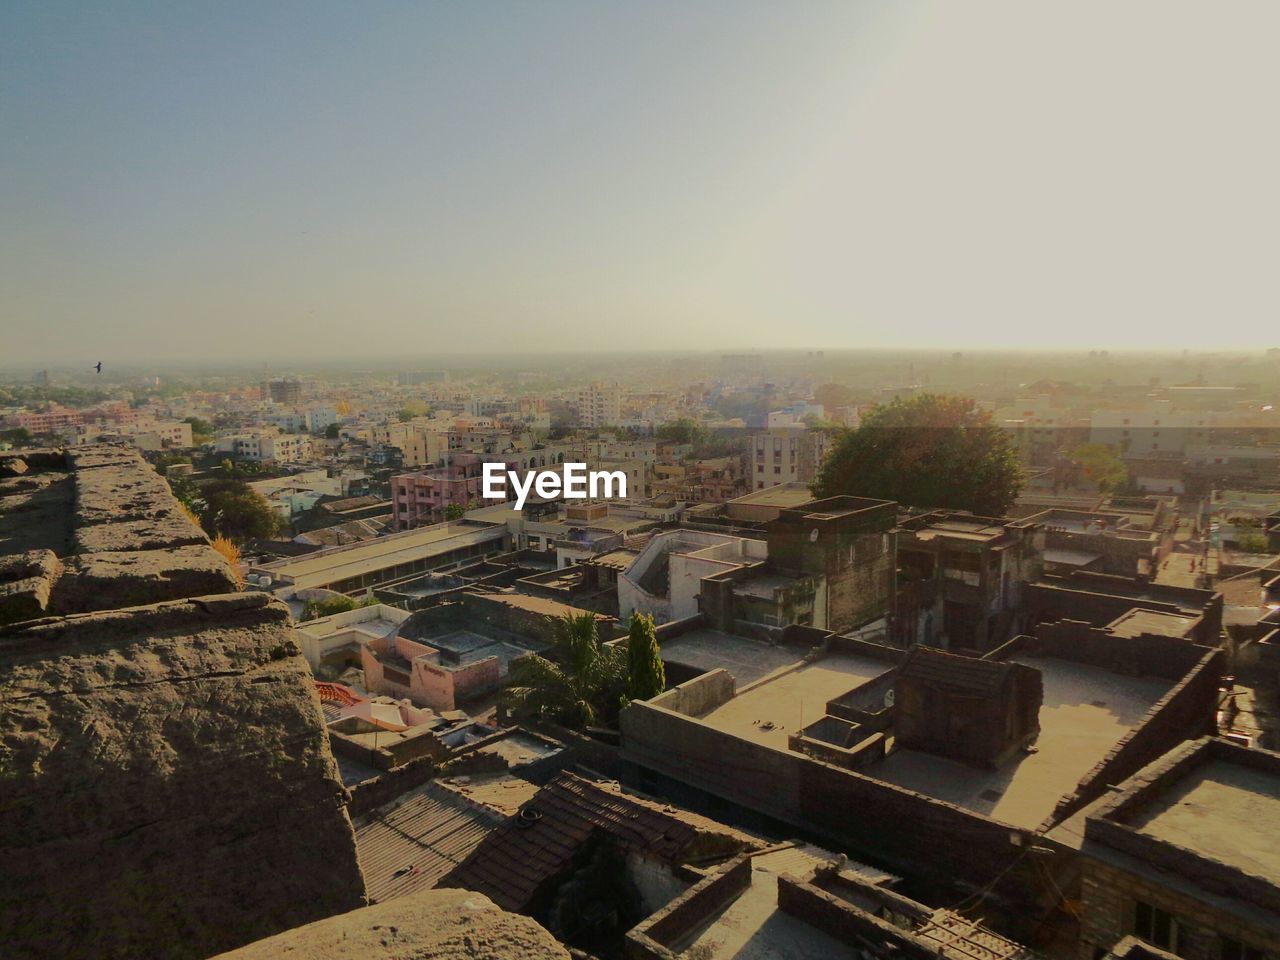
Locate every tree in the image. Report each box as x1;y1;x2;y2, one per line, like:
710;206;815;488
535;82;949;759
183;416;213;442
625;612;665;701
813;393;1023;516
1070;443;1128;492
442;502;469;520
656;418;707;446
324;422;340;439
1;427;33;446
502;613;627;728
194;477;282;544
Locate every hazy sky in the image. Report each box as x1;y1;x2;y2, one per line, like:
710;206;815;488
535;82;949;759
3;1;1277;363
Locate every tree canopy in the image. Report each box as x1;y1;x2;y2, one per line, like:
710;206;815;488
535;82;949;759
502;613;627;728
1070;443;1128;491
183;416;213;441
625;612;665;701
656;418;707;446
192;477;282;545
812;393;1023;516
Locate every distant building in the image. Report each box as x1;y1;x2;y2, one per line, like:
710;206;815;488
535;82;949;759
261;377;303;405
575;381;622;428
217;432;310;463
749;427;829;490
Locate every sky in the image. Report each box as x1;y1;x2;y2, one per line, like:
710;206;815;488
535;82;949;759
2;1;1277;364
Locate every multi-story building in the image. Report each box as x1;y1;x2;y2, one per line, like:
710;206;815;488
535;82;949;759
217;432;311;463
261;378;303;405
575;381;622;428
391;453;522;528
749;427;829;491
265;412;308;433
8;407;86;434
894;511;1045;651
306;405;339;434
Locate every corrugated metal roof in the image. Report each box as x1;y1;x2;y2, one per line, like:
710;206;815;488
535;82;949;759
355;781;502;903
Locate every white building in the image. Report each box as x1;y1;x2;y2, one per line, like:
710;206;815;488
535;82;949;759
619;529;768;623
575;381;623;428
218;432;312;463
750;428;829;491
306;405;340;434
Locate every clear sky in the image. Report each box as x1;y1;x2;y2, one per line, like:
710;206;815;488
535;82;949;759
3;1;1277;364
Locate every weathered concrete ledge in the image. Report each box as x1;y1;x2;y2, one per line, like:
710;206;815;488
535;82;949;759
0;444;236;625
209;888;570;960
0;592;368;959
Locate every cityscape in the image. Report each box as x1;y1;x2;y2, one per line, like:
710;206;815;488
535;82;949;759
3;3;1279;960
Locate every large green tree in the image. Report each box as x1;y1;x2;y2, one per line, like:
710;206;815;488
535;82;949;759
502;613;627;728
194;477;282;544
625;612;665;701
813;393;1023;516
1070;443;1127;491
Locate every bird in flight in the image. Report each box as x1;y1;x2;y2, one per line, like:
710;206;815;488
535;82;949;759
94;362;102;374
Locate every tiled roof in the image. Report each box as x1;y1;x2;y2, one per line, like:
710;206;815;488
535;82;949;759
899;647;1014;697
440;772;754;912
355;781;503;904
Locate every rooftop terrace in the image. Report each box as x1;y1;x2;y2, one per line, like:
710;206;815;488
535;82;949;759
696;651;891;750
872;654;1173;829
1129;757;1280;885
669;846;862;960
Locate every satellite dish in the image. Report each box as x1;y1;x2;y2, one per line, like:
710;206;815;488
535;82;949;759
809;528;820;542
883;688;896;708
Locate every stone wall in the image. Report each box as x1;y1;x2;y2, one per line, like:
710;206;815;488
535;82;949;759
210;888;569;960
0;593;367;959
0;446;368;959
0;445;237;624
620;695;1075;928
1080;856;1280;960
624;855;753;960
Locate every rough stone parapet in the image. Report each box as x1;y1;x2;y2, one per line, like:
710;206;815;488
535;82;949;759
0;444;236;624
0;592;368;958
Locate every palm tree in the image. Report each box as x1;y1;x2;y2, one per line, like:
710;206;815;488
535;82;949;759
502;612;627;728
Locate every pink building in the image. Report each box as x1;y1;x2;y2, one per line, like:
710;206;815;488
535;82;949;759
10;407;85;433
361;632;502;711
391;453;522;530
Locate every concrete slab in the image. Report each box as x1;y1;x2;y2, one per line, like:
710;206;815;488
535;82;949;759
673;848;859;960
1131;759;1280;885
696;653;890;750
661;629;812;687
873;656;1172;829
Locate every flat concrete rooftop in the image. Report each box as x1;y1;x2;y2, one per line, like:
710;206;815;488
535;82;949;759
428;629;532;674
671;845;860;960
1130;759;1280;885
872;655;1173;830
696;652;890;750
1107;608;1197;639
727;483;815;509
258;521;505;589
661;628;823;688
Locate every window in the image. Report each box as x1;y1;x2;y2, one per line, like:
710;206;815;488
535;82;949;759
1221;939;1266;960
1134;901;1180;954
